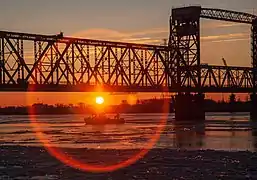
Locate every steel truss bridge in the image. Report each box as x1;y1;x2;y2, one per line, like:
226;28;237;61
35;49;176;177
0;6;256;93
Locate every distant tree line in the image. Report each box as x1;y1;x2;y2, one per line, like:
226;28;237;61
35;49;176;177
0;98;172;115
204;93;251;112
0;94;252;115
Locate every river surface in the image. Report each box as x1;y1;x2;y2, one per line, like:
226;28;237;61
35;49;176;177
0;112;256;151
1;113;257;179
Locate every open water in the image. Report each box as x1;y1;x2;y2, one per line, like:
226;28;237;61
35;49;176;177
0;113;257;179
0;112;255;151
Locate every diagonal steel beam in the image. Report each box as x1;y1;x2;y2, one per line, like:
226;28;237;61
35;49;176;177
5;38;39;83
25;42;51;83
52;44;77;84
86;47;108;84
156;50;177;86
44;43;71;84
109;48;130;85
75;44;96;83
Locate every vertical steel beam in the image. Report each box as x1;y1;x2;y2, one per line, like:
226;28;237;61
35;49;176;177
94;46;97;84
115;47;118;85
252;19;257;91
20;40;24;80
0;38;2;84
2;38;6;84
55;43;59;84
251;19;257;120
107;46;111;84
38;41;42;84
71;44;75;85
100;47;103;83
65;48;69;85
50;44;54;84
17;40;21;80
86;45;90;82
80;44;84;83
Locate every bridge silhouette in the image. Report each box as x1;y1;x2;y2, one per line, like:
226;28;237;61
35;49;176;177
0;6;257;120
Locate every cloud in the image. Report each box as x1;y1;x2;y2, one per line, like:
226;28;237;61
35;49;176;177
129;28;168;37
72;29;128;39
71;27;250;45
201;33;249;42
71;28;167;45
202;21;245;29
210;38;249;43
217;23;243;28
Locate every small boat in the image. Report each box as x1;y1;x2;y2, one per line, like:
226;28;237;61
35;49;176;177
84;114;125;125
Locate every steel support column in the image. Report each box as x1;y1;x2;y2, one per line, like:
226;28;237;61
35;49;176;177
251;19;257;120
252;19;257;90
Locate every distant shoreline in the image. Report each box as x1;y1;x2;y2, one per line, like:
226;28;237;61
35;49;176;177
0;97;252;115
0;110;251;116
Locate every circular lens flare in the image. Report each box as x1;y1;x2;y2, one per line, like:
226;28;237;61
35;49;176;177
27;86;170;173
96;96;104;105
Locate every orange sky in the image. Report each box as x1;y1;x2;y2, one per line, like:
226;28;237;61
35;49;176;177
0;20;253;107
0;1;256;106
0;92;249;107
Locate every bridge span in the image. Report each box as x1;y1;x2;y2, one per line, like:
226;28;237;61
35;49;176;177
0;6;257;120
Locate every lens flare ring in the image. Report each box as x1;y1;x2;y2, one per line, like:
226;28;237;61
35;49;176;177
27;86;170;173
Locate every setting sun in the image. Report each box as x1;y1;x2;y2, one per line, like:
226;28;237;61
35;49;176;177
95;96;104;105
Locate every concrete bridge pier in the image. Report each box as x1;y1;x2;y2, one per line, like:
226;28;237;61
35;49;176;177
250;93;257;120
174;93;205;121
